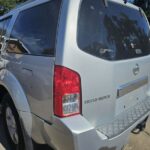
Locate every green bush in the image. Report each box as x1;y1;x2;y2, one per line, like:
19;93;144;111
0;0;25;15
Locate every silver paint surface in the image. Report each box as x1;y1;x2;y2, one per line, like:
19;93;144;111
0;0;149;150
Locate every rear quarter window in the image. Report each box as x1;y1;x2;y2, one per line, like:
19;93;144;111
77;0;150;60
7;0;61;56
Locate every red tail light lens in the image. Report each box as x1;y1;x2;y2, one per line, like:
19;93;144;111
54;65;81;117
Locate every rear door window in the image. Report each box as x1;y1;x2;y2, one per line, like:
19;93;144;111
77;0;150;60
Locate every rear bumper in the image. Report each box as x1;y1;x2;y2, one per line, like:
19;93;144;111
32;113;150;150
31;98;150;150
43;115;128;150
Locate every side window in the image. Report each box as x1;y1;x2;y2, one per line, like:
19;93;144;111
7;0;61;56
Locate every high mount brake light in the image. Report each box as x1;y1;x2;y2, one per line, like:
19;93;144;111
54;65;81;117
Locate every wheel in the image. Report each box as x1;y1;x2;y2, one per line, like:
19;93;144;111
1;94;25;150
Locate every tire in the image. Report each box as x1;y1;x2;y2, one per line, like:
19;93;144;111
1;94;25;150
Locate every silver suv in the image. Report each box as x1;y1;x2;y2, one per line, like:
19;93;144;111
0;0;150;150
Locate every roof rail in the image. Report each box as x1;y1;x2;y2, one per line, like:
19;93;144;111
15;0;37;9
5;0;37;14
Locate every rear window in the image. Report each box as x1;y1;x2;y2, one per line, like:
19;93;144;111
77;0;150;60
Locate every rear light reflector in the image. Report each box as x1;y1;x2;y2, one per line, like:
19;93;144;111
54;65;81;117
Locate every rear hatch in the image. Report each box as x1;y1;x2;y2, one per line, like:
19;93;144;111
77;0;150;127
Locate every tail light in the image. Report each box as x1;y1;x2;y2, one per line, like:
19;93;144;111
54;65;81;117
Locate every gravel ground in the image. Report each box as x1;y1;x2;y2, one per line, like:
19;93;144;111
0;118;150;150
124;121;150;150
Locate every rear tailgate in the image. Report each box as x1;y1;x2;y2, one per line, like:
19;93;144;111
79;56;150;128
76;0;150;130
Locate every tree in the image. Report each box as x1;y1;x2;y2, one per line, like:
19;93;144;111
0;0;26;15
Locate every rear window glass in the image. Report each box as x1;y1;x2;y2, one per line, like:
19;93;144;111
77;0;150;60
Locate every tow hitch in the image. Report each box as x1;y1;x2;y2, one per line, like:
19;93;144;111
132;117;148;134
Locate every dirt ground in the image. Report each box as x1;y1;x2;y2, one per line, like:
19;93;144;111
124;121;150;150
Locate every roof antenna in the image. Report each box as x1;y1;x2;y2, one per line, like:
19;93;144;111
103;0;108;7
123;0;127;4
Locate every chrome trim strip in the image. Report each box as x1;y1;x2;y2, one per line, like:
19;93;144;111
117;77;148;98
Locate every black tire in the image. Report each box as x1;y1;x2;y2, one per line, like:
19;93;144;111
1;94;25;150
